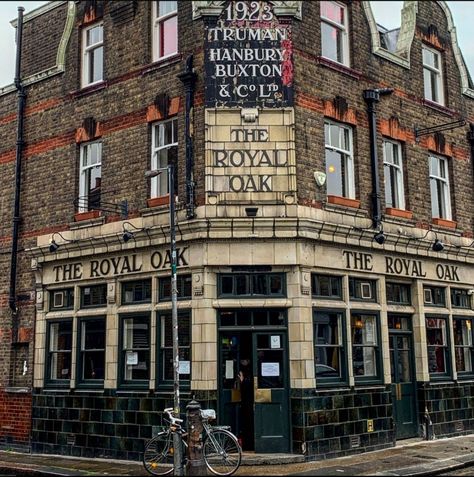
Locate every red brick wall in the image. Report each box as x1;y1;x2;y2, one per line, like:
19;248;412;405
0;391;32;443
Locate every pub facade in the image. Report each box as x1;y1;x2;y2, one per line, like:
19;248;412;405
0;0;473;461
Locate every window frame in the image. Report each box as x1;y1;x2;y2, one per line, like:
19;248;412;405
422;45;444;105
150;118;178;198
121;279;152;305
324;120;355;199
313;309;347;386
157;310;191;387
79;141;102;213
119;314;151;388
453;316;474;378
81;21;104;88
217;273;286;298
49;288;74;311
349;278;377;302
383;139;405;210
76;316;106;388
45;319;73;388
386;282;411;305
351;312;382;383
429;155;452;220
423;285;446;307
426;315;451;379
320;0;350;66
152;1;178;63
311;274;343;299
159;274;192;302
80;283;107;309
451;288;472;309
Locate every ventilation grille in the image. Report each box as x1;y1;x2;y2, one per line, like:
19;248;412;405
350;435;360;448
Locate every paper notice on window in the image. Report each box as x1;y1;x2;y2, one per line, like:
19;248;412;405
225;360;234;380
270;335;281;349
179;361;190;375
261;362;280;377
126;351;138;365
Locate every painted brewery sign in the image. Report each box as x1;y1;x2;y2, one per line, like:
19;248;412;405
205;1;293;108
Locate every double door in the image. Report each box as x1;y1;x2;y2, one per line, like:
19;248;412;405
219;328;290;453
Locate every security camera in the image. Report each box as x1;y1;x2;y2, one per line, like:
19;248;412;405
468;289;474;296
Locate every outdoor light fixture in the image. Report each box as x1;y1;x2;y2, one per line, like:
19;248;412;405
245;207;258;217
49;232;74;253
373;230;385;245
432;239;444;252
121;222;147;243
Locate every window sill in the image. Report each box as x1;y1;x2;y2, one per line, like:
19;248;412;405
147;195;170;208
74;210;101;222
385;207;413;220
317;56;361;80
432;217;457;229
70;81;108;99
141;53;182;76
327;195;360;209
422;99;455;117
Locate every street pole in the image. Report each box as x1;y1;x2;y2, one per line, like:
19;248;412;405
168;163;184;475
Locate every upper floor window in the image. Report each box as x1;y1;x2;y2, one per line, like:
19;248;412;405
451;289;471;309
122;279;152;305
324;120;354;199
49;288;74;311
152;1;178;62
81;284;107;308
79;142;102;212
386;282;411;305
321;1;349;66
423;45;444;105
312;274;342;299
151;119;178;198
383;140;405;210
424;286;446;307
82;22;103;87
429;155;451;220
349;278;376;302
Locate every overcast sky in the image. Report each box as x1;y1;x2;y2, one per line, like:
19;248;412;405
0;1;473;87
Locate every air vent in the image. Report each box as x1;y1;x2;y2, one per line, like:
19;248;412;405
454;421;464;432
66;434;75;446
350;435;360;448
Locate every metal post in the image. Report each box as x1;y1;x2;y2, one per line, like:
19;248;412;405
168;163;184;475
186;400;207;475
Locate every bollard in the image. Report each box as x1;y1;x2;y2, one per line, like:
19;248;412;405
186;399;207;476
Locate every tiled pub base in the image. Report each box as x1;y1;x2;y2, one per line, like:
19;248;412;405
291;386;395;460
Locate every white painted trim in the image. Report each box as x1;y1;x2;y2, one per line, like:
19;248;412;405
192;1;302;19
10;1;67;26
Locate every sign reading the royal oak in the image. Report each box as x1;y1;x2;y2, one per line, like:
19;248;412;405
48;248;189;283
205;0;293;108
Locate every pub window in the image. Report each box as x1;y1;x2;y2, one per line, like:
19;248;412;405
423;286;446;306
217;273;285;298
122;279;152;304
219;309;286;327
120;315;150;385
314;311;346;384
386;282;411;305
46;320;72;385
77;318;105;385
325;120;355;199
81;22;103;87
453;317;474;376
150;118;178;199
423;45;444;105
320;1;349;66
158;311;191;385
312;274;342;299
49;288;74;311
451;289;471;309
81;284;107;308
426;316;450;377
383;140;405;210
152;1;178;62
349;278;376;302
159;274;192;301
429;155;452;221
79;142;102;212
351;313;380;381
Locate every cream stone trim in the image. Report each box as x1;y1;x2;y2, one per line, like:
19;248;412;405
192;1;302;19
1;1;75;96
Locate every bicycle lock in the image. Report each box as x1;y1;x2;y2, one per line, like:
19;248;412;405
186;399;207;475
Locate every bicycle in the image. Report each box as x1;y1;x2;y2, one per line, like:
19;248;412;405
143;407;242;476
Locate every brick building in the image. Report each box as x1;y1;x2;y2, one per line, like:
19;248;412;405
0;0;473;461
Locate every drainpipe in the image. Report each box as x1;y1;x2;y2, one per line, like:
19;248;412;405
9;7;26;343
178;55;197;220
363;88;393;230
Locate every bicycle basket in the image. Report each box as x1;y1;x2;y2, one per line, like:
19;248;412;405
200;409;216;420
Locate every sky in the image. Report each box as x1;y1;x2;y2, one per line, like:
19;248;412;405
0;1;473;87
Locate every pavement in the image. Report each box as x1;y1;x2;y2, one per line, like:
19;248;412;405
0;434;474;476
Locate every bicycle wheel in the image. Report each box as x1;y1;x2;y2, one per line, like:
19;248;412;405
203;429;242;476
143;431;174;476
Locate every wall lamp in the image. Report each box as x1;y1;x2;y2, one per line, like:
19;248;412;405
122;222;148;243
373;230;386;245
432;239;444;252
49;232;74;253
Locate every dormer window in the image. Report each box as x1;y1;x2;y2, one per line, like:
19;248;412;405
423;45;444;105
321;1;349;66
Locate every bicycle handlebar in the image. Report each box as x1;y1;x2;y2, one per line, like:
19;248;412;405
163;407;184;425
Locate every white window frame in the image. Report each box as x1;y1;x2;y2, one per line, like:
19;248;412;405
324;120;355;199
152;1;178;62
150;118;178;198
423;45;444;105
320;0;350;66
383;140;405;210
81;22;104;88
79;142;102;212
429;155;452;220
